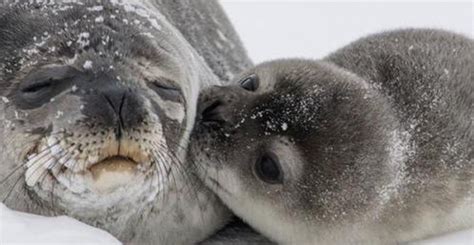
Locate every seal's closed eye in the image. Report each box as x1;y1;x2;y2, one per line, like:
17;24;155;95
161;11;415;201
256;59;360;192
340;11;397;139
148;78;183;102
21;80;53;93
16;66;79;109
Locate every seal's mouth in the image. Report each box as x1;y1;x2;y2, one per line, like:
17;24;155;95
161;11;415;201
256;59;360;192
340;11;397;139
87;155;145;193
24;136;156;193
89;156;138;174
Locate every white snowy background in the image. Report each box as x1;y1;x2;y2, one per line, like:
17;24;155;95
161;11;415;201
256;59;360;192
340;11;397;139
1;1;473;244
221;0;473;63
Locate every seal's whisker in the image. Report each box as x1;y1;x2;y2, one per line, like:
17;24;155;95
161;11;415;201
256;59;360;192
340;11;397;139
163;137;209;183
24;144;70;183
149;140;209;223
150;140;188;190
0;164;24;185
38;149;76;188
155;153;174;206
160;137;212;200
2;174;24;203
149;140;199;206
25;154;58;187
0;140;67;188
158;146;208;224
149;143;179;205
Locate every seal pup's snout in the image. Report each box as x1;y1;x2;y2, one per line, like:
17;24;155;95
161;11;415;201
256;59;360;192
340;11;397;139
197;85;250;126
199;99;226;124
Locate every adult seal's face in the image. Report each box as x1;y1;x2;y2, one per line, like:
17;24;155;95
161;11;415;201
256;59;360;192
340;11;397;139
0;1;228;244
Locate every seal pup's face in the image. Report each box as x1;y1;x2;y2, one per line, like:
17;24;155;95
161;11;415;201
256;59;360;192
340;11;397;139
191;59;403;244
0;0;218;235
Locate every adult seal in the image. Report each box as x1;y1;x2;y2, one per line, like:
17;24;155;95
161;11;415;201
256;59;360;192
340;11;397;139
0;0;252;244
192;29;473;244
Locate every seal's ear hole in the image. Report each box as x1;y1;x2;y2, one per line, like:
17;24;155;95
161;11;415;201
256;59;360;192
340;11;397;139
254;152;283;184
239;74;259;92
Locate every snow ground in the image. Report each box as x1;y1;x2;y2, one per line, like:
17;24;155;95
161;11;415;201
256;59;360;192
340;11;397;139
0;203;120;245
0;1;472;245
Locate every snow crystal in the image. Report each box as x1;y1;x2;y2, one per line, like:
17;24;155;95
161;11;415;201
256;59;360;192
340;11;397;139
1;96;10;103
217;30;229;42
95;16;104;23
76;32;90;48
281;122;288;131
87;5;104;12
55;110;64;119
83;60;93;70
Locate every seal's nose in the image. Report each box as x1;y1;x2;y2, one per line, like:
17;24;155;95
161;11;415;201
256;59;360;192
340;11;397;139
102;88;147;138
83;85;146;138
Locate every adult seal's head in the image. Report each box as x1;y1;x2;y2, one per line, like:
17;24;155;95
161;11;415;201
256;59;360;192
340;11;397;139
191;29;473;244
0;1;250;244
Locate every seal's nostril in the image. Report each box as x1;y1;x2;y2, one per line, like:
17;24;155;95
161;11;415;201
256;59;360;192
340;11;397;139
201;100;225;123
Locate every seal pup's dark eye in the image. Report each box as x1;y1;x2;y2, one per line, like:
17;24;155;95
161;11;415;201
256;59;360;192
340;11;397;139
149;78;183;102
254;153;283;184
239;74;259;91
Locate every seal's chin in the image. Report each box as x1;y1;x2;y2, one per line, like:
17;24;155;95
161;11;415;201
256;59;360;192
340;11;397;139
88;156;140;193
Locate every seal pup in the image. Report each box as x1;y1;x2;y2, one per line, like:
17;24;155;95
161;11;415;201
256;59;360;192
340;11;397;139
0;0;252;244
191;29;473;244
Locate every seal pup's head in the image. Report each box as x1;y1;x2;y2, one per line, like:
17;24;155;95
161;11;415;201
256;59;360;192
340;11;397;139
191;59;407;244
0;1;225;242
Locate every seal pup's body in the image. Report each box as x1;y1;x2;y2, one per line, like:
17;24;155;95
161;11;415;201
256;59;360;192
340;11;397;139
0;0;252;244
191;29;473;244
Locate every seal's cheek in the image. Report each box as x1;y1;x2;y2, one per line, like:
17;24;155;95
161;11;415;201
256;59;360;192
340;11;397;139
22;94;85;130
145;95;187;148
